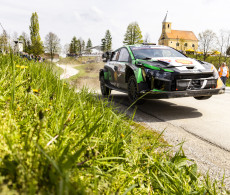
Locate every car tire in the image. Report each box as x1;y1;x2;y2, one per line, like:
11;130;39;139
100;75;111;96
194;95;212;100
128;75;144;104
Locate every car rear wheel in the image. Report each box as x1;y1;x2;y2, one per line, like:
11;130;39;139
128;75;144;104
194;95;212;100
100;75;111;96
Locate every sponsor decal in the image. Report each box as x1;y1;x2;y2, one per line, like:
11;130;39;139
175;59;193;64
159;59;171;63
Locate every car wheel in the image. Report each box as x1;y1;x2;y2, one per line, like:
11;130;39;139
194;95;212;100
128;75;144;104
100;75;111;96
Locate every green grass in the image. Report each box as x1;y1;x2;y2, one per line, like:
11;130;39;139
0;54;229;194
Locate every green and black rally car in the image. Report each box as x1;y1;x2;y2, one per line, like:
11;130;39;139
99;44;225;103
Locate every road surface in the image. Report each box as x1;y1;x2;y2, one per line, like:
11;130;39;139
108;89;230;187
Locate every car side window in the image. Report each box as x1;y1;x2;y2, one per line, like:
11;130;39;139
118;48;130;62
111;50;119;61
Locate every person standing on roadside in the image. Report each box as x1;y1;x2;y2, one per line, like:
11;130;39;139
218;62;229;85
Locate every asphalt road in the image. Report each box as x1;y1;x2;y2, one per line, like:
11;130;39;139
110;88;230;151
108;87;230;186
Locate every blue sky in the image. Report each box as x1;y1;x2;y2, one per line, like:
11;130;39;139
0;0;229;50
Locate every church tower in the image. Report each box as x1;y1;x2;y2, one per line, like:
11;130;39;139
162;11;171;34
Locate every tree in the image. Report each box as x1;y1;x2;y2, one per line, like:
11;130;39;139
86;38;92;53
144;33;151;43
216;30;230;63
29;12;44;56
70;36;78;54
44;32;61;61
0;23;9;54
123;22;143;45
198;30;216;61
19;32;31;53
101;30;112;52
105;30;112;51
63;43;70;55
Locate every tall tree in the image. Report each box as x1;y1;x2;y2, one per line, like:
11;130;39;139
105;30;112;51
123;22;143;45
70;36;78;54
86;38;92;53
101;30;112;52
44;32;61;61
29;12;44;56
198;29;216;61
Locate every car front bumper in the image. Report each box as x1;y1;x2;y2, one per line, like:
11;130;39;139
140;87;225;99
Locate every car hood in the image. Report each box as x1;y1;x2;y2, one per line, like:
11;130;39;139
139;57;207;71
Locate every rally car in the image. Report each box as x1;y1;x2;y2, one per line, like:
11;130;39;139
99;44;225;103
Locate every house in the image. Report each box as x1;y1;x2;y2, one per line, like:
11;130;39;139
158;12;198;52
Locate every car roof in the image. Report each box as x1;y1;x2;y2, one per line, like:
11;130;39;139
126;44;170;49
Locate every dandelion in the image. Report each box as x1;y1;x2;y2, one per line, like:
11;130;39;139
17;106;21;111
121;133;125;138
16;65;21;68
32;89;39;93
20;66;28;69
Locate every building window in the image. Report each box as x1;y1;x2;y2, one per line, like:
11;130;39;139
184;43;188;47
176;43;179;46
192;44;195;47
168;24;170;28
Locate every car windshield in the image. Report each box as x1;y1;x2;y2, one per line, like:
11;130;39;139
130;46;185;59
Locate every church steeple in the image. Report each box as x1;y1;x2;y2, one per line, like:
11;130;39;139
162;11;171;33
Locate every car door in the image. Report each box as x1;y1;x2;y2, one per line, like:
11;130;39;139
106;50;120;87
116;47;131;89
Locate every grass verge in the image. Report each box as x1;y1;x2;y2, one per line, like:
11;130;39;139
0;54;229;194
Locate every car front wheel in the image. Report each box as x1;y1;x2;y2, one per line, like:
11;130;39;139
128;75;144;104
100;75;111;96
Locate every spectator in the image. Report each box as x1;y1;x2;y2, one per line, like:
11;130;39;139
218;62;229;85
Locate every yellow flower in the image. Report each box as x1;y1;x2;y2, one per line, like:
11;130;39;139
20;66;28;69
16;65;21;68
68;111;71;114
32;89;39;93
45;108;50;112
17;106;21;111
121;133;125;138
49;102;52;106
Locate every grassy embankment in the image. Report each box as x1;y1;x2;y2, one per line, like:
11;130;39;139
0;54;229;194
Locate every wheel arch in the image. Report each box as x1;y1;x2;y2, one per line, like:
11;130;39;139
125;65;135;83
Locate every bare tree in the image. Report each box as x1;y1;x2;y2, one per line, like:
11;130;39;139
0;22;9;54
216;30;227;64
63;43;70;56
198;29;216;61
44;32;60;61
144;33;151;43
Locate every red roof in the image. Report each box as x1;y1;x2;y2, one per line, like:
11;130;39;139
166;30;198;41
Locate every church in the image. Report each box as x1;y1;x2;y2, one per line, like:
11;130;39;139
158;13;198;52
